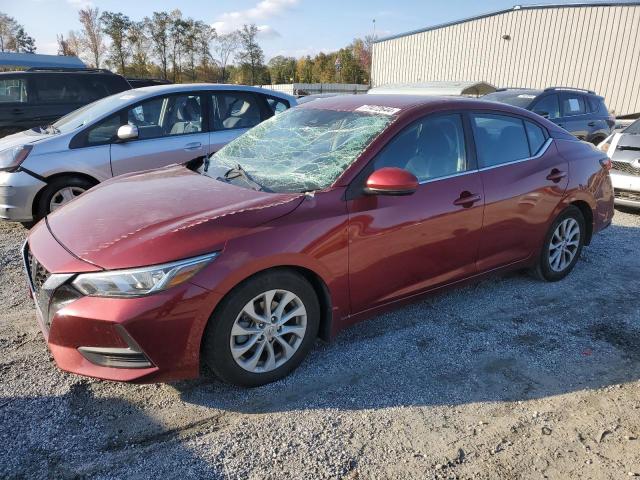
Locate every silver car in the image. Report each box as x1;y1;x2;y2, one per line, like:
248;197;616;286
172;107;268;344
0;84;295;223
599;118;640;209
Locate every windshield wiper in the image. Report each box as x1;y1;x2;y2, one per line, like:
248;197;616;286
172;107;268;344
44;124;60;135
220;164;271;192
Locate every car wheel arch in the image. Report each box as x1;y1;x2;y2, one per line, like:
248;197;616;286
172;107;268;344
552;194;595;245
31;172;100;219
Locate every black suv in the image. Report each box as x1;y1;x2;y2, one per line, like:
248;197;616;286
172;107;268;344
0;68;131;138
483;87;615;145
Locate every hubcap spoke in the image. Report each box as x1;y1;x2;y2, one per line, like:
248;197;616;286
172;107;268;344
548;217;580;272
230;288;307;373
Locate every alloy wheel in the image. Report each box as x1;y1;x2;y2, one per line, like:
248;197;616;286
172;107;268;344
49;186;86;212
548;217;580;272
230;289;307;373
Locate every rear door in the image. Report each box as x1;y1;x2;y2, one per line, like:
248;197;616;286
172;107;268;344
471;112;568;271
208;91;269;154
557;93;589;140
110;92;210;176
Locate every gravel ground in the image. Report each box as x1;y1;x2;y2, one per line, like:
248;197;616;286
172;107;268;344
1;209;639;479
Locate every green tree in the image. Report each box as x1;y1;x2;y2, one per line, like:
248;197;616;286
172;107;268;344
236;24;264;85
101;11;132;74
15;27;36;53
145;12;171;79
128;21;151;77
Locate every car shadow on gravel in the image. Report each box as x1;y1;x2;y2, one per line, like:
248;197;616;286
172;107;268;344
0;381;225;479
175;223;640;415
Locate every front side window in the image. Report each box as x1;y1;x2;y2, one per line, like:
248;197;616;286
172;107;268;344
373;114;468;182
472;114;530;168
561;95;586;117
211;92;262;130
0;77;28;103
125;94;203;139
531;95;560;119
205;107;394;193
85;113;122;145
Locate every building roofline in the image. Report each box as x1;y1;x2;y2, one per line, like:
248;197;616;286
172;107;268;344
374;2;640;43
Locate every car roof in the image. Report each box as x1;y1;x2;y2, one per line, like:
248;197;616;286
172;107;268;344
124;83;296;102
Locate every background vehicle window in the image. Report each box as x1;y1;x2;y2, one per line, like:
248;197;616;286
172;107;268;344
86;114;122;145
32;76;84;104
561;95;586;116
78;76;121;102
525;121;547;155
373;114;467;181
266;97;289;114
531;95;560;119
126;94;203;139
211;92;262;130
472;114;530;168
0;78;28;103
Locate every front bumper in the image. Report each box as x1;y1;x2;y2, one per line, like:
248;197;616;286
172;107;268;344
0;169;46;221
25;224;220;383
610;170;640;208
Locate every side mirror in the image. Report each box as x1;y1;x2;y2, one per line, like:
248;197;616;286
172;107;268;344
117;124;139;141
535;111;550;119
364;167;418;196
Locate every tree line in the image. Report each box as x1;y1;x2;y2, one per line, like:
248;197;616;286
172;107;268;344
0;13;36;53
54;7;373;85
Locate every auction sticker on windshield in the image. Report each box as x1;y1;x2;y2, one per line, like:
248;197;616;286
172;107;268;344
355;105;401;116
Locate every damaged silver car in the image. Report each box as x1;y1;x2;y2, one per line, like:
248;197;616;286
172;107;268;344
599;118;640;209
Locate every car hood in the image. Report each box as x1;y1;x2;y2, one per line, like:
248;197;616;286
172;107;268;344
46;165;305;270
609;132;640;161
0;130;46;150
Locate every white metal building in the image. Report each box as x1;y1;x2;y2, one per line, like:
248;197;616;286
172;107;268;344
371;2;640;117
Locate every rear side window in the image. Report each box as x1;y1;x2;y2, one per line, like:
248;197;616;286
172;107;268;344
373;113;468;182
531;95;560;119
211;92;262;130
0;77;28;103
32;75;85;104
471;114;530;168
561;94;586;116
525;121;547;155
265;97;289;115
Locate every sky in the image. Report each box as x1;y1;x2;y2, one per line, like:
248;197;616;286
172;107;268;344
1;0;635;61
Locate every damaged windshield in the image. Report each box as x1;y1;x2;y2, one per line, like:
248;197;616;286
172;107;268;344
204;107;395;193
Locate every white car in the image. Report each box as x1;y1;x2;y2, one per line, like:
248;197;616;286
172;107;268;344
599;118;640;209
0;84;295;223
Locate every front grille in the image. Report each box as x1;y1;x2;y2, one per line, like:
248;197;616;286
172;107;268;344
615;189;640;202
612;161;640;176
23;244;53;329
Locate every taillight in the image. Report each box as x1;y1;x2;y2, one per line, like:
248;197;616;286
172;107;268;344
599;158;612;170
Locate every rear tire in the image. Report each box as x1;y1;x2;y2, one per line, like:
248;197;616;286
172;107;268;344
533;205;585;281
201;270;320;387
35;176;94;221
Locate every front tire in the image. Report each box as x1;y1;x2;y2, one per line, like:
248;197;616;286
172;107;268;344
35;176;94;221
201;270;320;387
533;205;585;281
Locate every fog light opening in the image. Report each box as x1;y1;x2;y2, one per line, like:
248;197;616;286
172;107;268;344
77;325;153;369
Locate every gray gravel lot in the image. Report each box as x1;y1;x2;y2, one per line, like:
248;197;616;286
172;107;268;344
1;209;639;479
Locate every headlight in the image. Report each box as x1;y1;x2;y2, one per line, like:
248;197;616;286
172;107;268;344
0;145;33;172
72;252;218;298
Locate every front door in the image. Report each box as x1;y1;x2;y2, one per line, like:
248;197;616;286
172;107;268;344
470;112;569;271
111;92;209;176
347;113;484;314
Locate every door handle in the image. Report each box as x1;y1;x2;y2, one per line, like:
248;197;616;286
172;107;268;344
546;169;567;183
587;121;596;127
453;191;482;207
12;108;24;115
183;142;202;151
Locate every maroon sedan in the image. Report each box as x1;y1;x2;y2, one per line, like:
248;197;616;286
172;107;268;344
24;95;614;386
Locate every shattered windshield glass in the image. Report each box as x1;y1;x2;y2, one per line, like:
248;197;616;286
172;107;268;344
204;107;395;193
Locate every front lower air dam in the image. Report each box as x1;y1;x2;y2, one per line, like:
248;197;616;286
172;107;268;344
78;325;153;369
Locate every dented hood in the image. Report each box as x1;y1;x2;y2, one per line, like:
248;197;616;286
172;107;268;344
46;166;304;270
